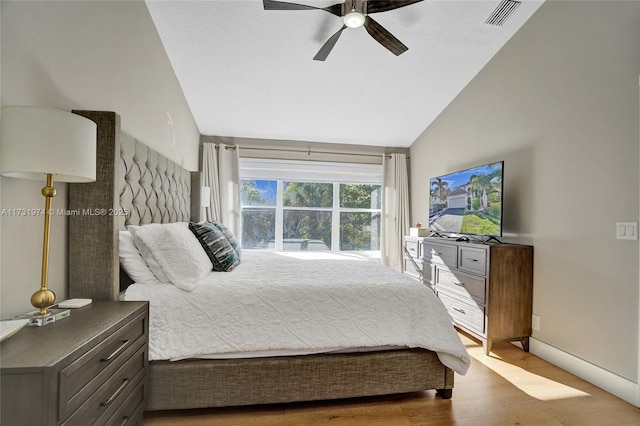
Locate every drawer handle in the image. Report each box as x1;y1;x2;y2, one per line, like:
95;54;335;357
453;307;466;314
100;378;129;407
466;258;479;262
101;340;129;362
453;281;466;287
120;416;129;426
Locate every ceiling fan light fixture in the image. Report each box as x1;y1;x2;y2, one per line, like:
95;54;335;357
343;11;365;28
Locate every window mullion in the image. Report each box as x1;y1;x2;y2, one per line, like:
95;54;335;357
331;183;340;252
275;180;284;251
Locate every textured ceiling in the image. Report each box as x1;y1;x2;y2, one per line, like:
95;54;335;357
146;0;544;148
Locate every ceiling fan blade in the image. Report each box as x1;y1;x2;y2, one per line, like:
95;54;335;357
366;0;424;14
313;25;347;61
364;16;408;56
263;0;342;17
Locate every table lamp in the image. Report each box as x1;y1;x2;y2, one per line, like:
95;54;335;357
0;106;97;324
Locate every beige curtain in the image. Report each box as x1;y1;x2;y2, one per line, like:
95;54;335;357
381;153;410;271
201;143;241;237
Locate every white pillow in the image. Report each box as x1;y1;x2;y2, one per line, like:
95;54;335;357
128;222;212;291
119;231;163;285
128;226;171;284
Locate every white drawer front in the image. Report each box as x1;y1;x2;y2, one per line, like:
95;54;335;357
458;247;487;275
405;240;420;259
404;258;421;280
423;243;457;267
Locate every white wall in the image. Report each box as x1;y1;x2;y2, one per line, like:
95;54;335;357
1;0;199;317
410;0;639;399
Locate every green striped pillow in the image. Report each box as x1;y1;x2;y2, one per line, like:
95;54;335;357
211;221;241;259
189;222;240;272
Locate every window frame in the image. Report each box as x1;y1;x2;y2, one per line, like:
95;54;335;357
240;158;383;254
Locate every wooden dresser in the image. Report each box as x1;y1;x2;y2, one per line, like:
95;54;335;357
405;236;533;355
1;301;148;425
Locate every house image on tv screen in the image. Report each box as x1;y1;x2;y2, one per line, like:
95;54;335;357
429;161;504;237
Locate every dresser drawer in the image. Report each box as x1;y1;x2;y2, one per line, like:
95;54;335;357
404;257;422;280
438;292;485;335
436;268;486;304
458;246;487;275
62;344;146;426
423;242;457;267
405;239;420;259
59;312;146;420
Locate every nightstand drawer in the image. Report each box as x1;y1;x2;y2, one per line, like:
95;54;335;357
438;292;485;335
62;344;146;426
423;242;457;267
436;268;486;304
102;379;145;426
59;312;146;419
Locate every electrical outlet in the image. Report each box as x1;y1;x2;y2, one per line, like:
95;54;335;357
532;314;540;331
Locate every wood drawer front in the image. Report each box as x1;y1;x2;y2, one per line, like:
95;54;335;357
458;246;487;275
102;381;145;426
423;243;457;267
59;313;146;419
437;268;486;304
62;345;146;426
438;292;485;335
405;240;420;258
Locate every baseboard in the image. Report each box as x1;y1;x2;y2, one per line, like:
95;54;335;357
530;337;639;407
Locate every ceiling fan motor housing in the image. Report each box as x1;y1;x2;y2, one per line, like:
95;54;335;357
342;1;366;16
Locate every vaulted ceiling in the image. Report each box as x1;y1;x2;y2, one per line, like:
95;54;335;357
146;0;544;147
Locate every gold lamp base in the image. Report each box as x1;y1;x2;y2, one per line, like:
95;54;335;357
31;288;56;316
12;174;72;327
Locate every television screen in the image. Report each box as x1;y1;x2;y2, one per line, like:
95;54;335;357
429;161;504;237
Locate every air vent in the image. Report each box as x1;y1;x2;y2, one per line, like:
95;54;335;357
484;0;521;26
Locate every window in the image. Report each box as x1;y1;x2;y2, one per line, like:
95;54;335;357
240;158;383;254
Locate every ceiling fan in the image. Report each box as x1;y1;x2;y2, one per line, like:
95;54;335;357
263;0;423;61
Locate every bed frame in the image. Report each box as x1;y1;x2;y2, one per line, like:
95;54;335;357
67;110;454;411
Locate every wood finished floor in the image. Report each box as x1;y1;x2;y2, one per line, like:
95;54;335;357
143;332;640;425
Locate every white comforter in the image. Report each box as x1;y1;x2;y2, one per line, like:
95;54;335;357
124;251;471;375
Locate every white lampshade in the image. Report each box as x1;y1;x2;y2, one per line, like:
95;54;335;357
0;106;97;182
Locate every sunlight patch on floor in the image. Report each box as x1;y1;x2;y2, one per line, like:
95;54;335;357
469;349;592;401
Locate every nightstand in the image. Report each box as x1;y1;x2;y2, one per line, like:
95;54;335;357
1;301;148;425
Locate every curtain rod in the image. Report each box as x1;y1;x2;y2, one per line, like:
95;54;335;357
216;144;395;159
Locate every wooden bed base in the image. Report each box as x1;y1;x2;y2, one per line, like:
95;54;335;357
68;110;454;411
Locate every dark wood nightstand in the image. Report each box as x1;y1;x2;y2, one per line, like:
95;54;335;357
1;301;148;425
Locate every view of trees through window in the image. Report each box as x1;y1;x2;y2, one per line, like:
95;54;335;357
241;179;381;252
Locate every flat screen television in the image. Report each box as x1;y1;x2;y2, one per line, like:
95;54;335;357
429;161;504;238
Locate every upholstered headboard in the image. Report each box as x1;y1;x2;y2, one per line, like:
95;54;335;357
68;111;201;300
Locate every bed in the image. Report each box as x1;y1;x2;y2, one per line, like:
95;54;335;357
67;110;470;411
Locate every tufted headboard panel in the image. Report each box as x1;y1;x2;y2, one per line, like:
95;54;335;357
119;133;192;229
68;111;200;300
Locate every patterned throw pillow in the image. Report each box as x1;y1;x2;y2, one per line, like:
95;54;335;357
211;221;241;259
189;222;240;272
